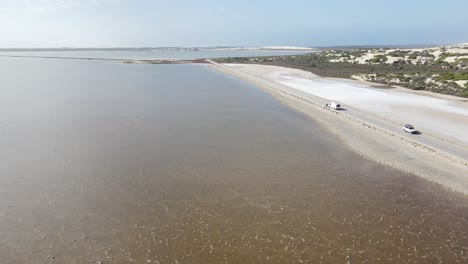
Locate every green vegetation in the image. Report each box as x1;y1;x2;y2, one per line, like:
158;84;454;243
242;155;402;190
436;53;449;63
348;49;368;57
457;58;468;67
463;83;468;97
413;51;435;58
435;73;468;81
214;48;468;97
368;55;388;63
388;50;411;57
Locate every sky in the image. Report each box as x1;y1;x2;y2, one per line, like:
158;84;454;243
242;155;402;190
1;0;467;48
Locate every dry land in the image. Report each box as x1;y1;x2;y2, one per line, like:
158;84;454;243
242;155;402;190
208;62;468;195
215;43;468;97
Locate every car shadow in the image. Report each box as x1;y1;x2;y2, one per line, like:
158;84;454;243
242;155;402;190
413;131;422;135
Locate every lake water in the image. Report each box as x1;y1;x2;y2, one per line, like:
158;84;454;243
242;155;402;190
0;57;467;263
0;50;309;60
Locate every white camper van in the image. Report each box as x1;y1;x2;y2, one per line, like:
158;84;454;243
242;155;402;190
329;102;342;110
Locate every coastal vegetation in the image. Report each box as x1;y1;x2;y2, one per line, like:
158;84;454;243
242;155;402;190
215;43;468;97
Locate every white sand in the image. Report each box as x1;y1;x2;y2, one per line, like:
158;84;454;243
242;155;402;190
455;80;468;87
326;44;468;65
445;55;468;63
227;64;468;145
354;53;380;64
446;48;468;54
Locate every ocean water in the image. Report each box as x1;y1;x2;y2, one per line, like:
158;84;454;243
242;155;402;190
0;57;467;263
0;49;309;60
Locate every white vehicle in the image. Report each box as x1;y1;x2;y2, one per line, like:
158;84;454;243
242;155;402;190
402;124;416;134
329;102;342;110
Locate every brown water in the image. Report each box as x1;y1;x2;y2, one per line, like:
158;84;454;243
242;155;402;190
0;57;467;264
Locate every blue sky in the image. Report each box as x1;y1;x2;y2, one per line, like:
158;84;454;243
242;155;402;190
1;0;467;47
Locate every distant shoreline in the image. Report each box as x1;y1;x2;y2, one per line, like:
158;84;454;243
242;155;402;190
0;45;441;52
123;59;208;64
0;54;210;64
0;54;122;61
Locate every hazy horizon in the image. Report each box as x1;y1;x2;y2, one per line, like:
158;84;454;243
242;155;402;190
1;0;468;48
0;44;453;50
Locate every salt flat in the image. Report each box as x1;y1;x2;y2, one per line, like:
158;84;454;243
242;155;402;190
227;64;468;145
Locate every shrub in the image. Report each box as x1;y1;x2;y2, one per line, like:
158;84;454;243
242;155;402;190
436;53;449;63
438;72;454;81
457;58;468;67
388;50;410;57
370;55;388;63
436;72;468;81
454;74;468;81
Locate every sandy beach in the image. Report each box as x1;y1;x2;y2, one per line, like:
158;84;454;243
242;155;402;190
208;62;468;195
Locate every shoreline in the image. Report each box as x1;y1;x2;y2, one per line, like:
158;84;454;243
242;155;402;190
220;64;468;150
225;60;468;101
124;59;208;64
0;54;209;64
2;54;466;193
207;61;468;195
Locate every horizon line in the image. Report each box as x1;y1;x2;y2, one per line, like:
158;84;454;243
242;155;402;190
0;43;462;51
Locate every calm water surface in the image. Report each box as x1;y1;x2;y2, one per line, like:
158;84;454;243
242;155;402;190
0;57;467;263
0;50;309;60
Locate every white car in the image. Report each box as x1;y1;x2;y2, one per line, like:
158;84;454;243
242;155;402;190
329;102;342;110
402;124;416;134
